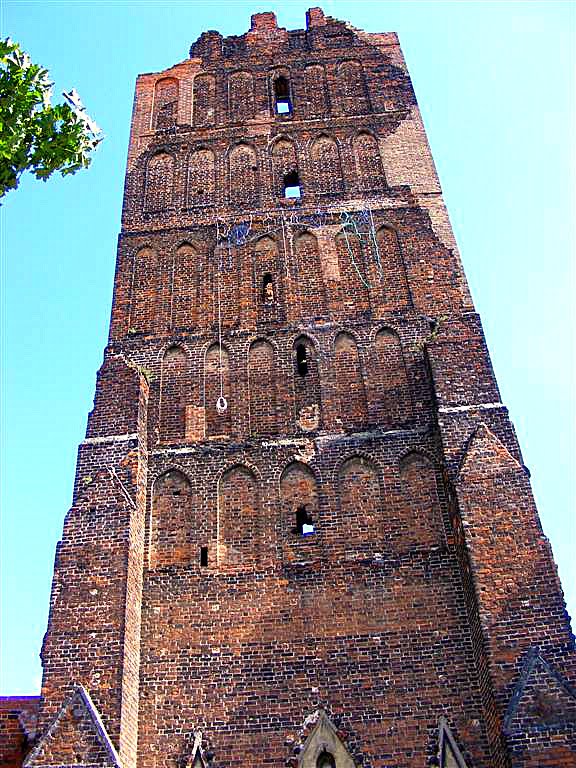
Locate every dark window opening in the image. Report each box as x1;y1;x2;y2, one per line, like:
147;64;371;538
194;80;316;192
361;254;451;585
173;489;181;496
274;76;292;115
317;753;336;768
295;505;315;536
283;170;301;199
296;343;308;377
262;273;275;304
200;546;208;567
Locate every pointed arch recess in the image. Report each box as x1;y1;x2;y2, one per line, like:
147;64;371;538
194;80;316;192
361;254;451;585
249;340;277;437
353;132;385;190
271;137;299;197
310;135;344;194
399;451;444;549
172;243;199;329
153;77;178;129
304;64;329;116
293;335;322;432
294;230;327;320
280;461;319;536
371;328;413;429
228;143;259;207
335;230;371;318
130;246;160;334
218;465;260;569
254;235;282;319
193;73;216;127
150;469;194;568
338;454;382;556
334;332;368;430
187;148;215;207
144;151;174;212
338;60;369;115
159;345;189;444
204;343;232;438
375;225;410;310
228;70;254;122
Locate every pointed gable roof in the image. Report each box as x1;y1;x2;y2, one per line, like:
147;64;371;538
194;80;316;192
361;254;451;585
24;686;120;767
504;648;576;734
297;711;356;767
437;717;470;768
457;423;522;483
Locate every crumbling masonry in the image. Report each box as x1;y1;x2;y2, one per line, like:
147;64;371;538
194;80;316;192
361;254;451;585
3;8;575;768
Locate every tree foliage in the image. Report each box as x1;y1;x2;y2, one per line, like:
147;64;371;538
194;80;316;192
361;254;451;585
0;38;102;199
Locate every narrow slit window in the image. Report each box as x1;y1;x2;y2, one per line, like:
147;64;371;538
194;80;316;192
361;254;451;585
274;76;292;115
262;273;275;304
283;170;301;199
296;343;308;377
200;546;208;567
296;505;315;536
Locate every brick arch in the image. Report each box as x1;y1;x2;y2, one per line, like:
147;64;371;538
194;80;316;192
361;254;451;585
204;342;232;438
150;468;196;568
211;240;240;328
130;246;160;333
269;68;293;113
269;135;299;197
186;147;215;208
248;339;277;437
159;344;190;444
143;151;175;212
192;72;216;127
333;331;368;431
353;131;386;191
374;224;411;310
253;234;282;318
228;70;254;122
309;134;344;194
172;242;201;330
217;464;261;570
304;63;329;116
228;143;259;207
337;454;383;555
280;461;320;536
370;327;413;429
293;230;327;320
398;451;445;550
335;228;371;318
153;77;178;129
292;334;322;432
337;59;369;114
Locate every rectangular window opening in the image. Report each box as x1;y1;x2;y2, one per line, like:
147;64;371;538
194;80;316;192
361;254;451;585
276;99;292;115
284;184;301;199
296;506;315;536
200;546;208;567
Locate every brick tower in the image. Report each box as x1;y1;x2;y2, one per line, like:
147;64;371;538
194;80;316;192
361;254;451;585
13;8;576;768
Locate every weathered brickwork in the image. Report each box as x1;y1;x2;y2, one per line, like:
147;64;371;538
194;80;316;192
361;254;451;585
18;7;575;768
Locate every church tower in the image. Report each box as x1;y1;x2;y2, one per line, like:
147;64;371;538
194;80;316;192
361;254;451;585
17;8;575;768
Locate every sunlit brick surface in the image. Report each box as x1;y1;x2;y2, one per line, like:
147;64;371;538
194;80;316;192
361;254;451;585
25;8;575;768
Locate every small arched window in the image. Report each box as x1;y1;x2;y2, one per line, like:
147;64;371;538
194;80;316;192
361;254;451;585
273;75;292;115
317;752;336;768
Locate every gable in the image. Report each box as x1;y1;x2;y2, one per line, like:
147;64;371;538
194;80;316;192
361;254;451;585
24;687;120;768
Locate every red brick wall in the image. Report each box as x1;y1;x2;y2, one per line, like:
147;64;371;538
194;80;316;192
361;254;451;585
28;7;575;768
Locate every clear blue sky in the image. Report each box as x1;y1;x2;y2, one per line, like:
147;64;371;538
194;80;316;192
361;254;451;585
1;1;574;695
